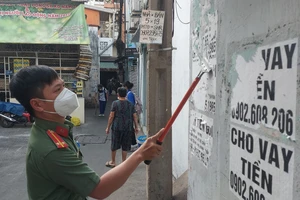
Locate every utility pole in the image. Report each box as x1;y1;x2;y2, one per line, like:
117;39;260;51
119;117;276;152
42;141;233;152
116;0;125;83
146;0;173;199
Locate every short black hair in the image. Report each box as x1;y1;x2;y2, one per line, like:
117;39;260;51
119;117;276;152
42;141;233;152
124;81;133;89
117;87;127;98
9;65;59;116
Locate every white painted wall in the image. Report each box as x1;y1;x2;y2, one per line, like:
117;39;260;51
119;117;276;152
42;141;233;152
138;47;148;134
172;0;191;179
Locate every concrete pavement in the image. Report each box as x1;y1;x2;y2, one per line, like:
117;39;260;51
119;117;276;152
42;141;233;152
0;125;29;200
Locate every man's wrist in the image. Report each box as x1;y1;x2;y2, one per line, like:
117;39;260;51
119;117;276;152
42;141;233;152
132;150;144;163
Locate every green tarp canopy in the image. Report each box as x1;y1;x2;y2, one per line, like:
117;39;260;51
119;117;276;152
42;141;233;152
0;2;89;44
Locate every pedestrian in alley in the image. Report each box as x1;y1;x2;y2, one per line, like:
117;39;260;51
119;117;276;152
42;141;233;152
95;84;108;116
9;65;163;200
124;81;139;151
107;78;113;95
124;81;135;105
105;87;139;168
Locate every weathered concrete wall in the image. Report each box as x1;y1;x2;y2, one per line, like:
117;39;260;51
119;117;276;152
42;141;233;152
84;26;100;108
172;0;191;179
188;0;300;199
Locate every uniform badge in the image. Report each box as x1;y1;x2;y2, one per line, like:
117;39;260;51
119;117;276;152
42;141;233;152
55;126;69;138
46;130;69;149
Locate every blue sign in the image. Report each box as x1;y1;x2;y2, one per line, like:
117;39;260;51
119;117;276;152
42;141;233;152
6;70;13;75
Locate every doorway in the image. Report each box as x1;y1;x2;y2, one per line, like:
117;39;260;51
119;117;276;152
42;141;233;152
100;71;118;88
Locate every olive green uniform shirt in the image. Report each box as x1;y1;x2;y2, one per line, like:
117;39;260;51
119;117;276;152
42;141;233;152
26;118;100;200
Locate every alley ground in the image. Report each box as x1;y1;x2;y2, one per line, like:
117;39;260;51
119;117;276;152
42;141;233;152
0;95;148;200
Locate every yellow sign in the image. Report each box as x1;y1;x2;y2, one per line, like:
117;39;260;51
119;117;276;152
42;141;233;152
13;59;30;73
76;88;83;95
76;80;83;88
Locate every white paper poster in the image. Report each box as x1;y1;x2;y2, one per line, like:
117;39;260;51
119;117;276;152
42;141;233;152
229;38;297;199
231;38;298;140
139;10;165;44
229;125;294;200
190;110;213;168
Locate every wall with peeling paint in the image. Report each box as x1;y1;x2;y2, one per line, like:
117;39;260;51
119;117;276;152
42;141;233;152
84;27;100;108
188;0;300;199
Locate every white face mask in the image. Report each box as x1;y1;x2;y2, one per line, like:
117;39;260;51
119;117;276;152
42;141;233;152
39;88;79;117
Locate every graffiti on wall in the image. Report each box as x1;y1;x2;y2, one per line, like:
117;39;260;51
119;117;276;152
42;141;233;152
229;38;297;200
84;27;100;107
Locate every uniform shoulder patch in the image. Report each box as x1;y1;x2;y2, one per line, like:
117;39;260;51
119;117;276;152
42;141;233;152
46;130;69;149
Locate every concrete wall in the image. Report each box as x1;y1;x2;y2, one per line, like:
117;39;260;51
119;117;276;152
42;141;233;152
172;0;191;179
84;27;100;108
188;0;300;199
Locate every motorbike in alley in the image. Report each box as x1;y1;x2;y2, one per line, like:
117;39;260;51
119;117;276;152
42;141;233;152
0;101;34;128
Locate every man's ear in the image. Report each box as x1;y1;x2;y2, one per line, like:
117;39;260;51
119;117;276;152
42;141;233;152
30;99;44;112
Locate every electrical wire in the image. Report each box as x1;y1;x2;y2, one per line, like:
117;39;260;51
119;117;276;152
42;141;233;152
175;0;190;25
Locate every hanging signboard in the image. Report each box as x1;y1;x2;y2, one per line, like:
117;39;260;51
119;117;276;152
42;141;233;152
139;10;165;44
0;3;89;44
125;48;138;57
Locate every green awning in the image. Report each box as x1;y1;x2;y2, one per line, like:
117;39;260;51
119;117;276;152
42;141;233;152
100;62;117;69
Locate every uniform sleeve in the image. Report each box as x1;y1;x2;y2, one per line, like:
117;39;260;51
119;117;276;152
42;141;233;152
43;149;100;198
127;92;135;105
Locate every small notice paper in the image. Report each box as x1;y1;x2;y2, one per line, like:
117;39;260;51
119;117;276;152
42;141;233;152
139;10;165;44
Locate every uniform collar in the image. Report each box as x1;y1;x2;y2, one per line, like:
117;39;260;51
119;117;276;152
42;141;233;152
34;118;74;138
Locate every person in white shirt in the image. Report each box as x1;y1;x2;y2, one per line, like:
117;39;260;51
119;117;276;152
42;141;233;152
95;84;108;117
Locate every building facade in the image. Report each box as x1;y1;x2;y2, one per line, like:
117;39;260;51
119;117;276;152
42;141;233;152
84;0;125;105
0;1;88;123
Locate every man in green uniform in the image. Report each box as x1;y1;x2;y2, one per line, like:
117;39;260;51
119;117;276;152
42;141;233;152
9;65;163;200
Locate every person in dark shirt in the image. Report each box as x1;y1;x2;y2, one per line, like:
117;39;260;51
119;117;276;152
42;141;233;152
124;81;139;151
105;87;139;167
